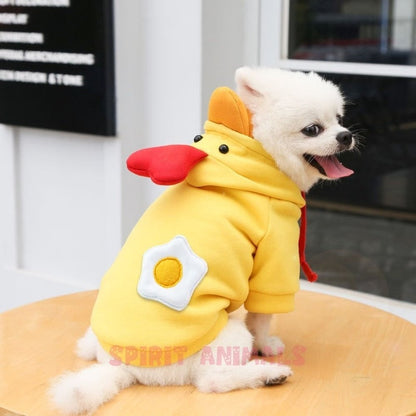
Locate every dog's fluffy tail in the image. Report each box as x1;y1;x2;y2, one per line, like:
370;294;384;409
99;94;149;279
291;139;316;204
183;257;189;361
49;363;136;415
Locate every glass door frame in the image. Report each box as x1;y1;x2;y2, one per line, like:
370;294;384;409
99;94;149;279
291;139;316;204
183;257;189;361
260;0;416;78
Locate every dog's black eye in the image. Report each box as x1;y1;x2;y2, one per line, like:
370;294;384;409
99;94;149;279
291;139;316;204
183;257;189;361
337;114;343;125
301;124;322;137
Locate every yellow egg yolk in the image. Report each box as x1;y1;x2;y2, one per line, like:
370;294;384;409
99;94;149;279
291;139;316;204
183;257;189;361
153;257;183;288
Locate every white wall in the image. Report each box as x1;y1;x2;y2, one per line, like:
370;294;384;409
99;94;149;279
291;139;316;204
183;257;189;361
0;0;259;312
201;0;259;116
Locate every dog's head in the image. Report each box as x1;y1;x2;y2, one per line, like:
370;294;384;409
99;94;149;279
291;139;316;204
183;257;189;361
235;67;356;191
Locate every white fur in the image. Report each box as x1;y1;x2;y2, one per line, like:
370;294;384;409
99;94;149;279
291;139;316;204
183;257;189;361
51;319;291;414
50;363;136;415
51;67;353;414
236;66;355;191
246;312;285;356
75;327;98;361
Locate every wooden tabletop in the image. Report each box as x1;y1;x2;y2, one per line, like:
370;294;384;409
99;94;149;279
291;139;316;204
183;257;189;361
0;290;415;416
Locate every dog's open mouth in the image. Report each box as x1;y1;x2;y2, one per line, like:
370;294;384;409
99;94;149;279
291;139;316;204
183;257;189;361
303;154;354;179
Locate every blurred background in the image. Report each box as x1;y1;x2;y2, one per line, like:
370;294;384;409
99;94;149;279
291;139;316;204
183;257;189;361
287;0;416;303
0;0;415;311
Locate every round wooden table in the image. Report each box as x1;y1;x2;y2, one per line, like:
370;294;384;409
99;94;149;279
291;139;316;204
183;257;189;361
0;290;415;416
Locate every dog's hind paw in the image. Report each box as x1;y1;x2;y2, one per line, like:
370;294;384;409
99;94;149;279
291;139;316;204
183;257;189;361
265;375;288;386
263;364;292;386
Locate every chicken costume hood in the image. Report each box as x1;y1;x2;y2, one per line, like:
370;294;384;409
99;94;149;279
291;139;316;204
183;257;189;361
91;87;317;367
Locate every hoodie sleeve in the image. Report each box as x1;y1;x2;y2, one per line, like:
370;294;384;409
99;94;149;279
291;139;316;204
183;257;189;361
244;198;301;314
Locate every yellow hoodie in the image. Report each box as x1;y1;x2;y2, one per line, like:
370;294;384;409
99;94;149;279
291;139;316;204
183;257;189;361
91;89;305;367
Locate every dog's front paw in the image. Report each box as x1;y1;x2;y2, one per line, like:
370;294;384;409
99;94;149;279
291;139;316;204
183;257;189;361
255;336;285;356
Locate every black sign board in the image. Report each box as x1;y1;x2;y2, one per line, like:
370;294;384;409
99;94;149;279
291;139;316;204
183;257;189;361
0;0;115;136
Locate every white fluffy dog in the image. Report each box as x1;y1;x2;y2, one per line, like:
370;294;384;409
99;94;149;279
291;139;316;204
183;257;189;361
50;67;355;415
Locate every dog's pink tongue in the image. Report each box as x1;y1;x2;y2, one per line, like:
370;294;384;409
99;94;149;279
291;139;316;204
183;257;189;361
315;156;354;179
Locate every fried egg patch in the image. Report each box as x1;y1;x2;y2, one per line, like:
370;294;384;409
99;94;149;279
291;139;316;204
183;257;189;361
137;235;208;311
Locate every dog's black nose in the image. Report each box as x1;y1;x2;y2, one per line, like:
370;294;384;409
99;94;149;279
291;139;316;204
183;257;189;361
336;131;353;147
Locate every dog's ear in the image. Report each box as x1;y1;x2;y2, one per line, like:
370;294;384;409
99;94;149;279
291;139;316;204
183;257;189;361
235;67;265;109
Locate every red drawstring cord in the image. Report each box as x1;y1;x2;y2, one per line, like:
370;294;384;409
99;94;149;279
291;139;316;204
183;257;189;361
299;192;318;282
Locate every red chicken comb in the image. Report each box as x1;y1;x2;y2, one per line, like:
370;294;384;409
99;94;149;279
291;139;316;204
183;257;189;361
127;144;208;185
